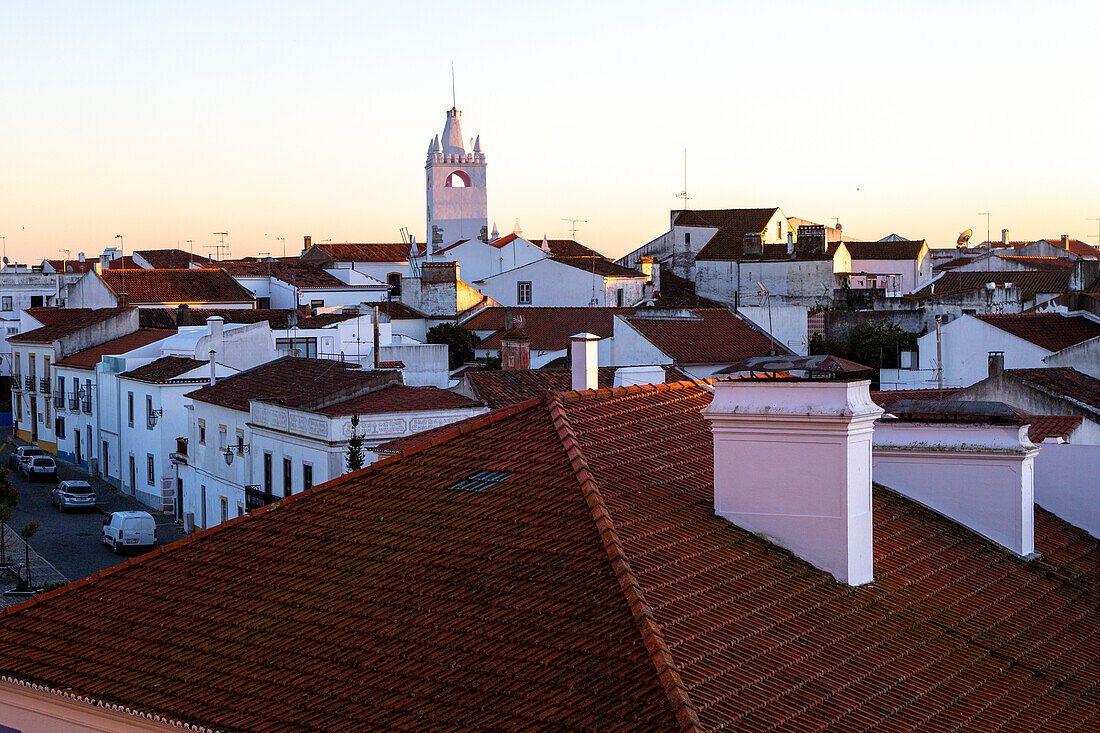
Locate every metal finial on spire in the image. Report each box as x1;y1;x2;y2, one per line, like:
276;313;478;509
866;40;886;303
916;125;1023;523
451;62;456;109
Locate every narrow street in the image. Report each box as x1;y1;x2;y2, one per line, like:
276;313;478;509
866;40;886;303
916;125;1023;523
0;430;186;585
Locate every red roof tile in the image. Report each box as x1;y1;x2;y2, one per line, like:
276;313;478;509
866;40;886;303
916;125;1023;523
133;249;213;268
99;269;255;305
623;308;786;364
871;388;962;408
53;329;175;370
7;307;133;344
316;384;482;416
44;258;97;274
995;255;1076;271
974;313;1100;352
139;306;299;329
680;208;780;262
120;356;209;383
185;356;401;412
219;259;363;288
466;306;634;351
909;270;1071;300
1028;415;1083;442
843;239;927;260
461;367;688;409
543;239;645;279
308;242;415;262
1;381;1098;730
1005;367;1100;414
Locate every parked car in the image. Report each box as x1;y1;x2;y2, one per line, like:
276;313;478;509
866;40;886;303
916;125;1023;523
21;456;57;482
102;511;157;553
8;446;45;471
51;480;97;512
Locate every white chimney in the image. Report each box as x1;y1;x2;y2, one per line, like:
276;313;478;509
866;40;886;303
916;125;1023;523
77;251;85;262
1001;228;1009;246
613;365;665;388
570;333;600;391
206;315;224;341
702;379;883;585
208;349;217;386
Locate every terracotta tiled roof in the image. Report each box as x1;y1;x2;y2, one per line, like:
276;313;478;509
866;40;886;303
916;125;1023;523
7;307;133;344
139;307;298;329
544;239;645;279
908;270;1071;300
467;307;634;351
316;384;482;416
99;268;255;304
44;258;97;274
106;255;138;269
120;356;209;383
185;356;400;412
996;255;1076;271
974;313;1100;352
843;239;927;260
133;249;213;268
2;382;1099;730
309;242;415;262
654;265;724;307
933;254;977;271
871;388;961;408
1005;367;1100;415
1028;415;1083;442
375;300;427;320
461;366;685;409
1036;238;1100;258
679;207;779;262
220;259;364;288
53;329;175;370
623;308;786;364
295;311;364;328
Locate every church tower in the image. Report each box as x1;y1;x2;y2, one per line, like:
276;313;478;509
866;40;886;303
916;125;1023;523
426;107;488;251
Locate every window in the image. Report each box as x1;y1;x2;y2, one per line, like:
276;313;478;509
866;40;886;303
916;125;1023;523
275;337;317;358
103;441;109;473
85;379;92;411
616;288;624;307
283;458;293;497
146;395;153;430
777;221;783;240
256;297;271;309
517;281;532;305
147;454;155;486
30;295;43;308
197;418;206;445
684;232;691;246
447;469;515;492
219;497;228;523
1;296;10;311
55;416;65;439
128;455;135;492
236;429;245;454
310;299;324;310
218;425;227;450
303;463;313;491
127;392;134;427
387;272;402;297
201;485;207;528
12;353;18;378
263;452;273;493
5;327;16;335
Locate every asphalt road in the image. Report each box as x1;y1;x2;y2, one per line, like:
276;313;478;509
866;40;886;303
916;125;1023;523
0;434;185;582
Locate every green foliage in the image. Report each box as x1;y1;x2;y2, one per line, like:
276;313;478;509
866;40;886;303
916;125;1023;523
811;320;918;388
481;355;502;371
40;580;67;593
427;323;479;370
0;467;17;509
20;521;38;541
0;502;10;565
346;413;365;473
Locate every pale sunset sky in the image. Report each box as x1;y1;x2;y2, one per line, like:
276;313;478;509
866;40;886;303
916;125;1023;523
2;1;1099;263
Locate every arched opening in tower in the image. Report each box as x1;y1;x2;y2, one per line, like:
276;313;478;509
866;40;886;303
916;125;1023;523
445;171;471;188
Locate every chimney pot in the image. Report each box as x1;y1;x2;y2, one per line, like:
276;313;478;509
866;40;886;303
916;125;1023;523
500;329;530;371
1001;229;1009;246
304;235;312;250
570;333;600;391
207;315;224;341
1061;234;1070;250
988;351;1005;378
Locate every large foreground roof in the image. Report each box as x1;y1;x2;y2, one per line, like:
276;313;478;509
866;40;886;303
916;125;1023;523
0;383;1097;731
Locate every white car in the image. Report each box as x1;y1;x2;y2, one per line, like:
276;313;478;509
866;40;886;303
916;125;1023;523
51;480;97;512
9;446;44;471
102;511;158;554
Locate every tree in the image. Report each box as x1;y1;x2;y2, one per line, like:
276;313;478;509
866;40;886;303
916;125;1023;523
346;413;366;473
0;503;10;566
20;521;39;589
810;319;918;389
0;466;17;509
427;323;479;370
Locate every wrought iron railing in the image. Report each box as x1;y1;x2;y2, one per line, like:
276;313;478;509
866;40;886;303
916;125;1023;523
81;398;92;414
39;378;50;394
24;376;34;392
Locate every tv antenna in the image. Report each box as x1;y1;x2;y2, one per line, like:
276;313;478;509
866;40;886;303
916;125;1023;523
562;218;587;241
206;231;230;261
451;62;457;109
1088;218;1100;248
676;148;691;210
978;213;991;245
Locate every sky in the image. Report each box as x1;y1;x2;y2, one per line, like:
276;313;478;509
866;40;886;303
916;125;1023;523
3;1;1100;264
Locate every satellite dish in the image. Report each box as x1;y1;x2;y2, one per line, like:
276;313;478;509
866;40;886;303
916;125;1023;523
2;257;7;265
956;228;973;248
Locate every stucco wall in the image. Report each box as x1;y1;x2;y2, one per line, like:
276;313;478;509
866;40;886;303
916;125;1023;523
912;316;1053;389
1043;335;1100;379
738;305;809;355
0;680;175;732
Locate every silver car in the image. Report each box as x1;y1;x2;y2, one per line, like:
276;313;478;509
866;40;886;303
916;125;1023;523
51;480;97;512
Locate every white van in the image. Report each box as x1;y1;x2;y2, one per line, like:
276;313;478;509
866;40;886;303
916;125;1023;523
102;511;158;553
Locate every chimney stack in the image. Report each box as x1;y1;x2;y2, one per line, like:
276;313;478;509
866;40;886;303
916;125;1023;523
988;351;1005;378
795;225;827;258
638;257;660;291
207;315;224;341
1001;229;1009;246
208;349;217;386
501;329;531;371
702;377;883;585
504;306;514;331
304;235;312;250
742;232;764;257
176;304;191;327
786;230;794;255
1061;234;1070;250
570;333;600;391
78;251;85;263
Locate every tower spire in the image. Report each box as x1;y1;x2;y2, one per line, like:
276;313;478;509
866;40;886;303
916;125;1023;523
451;62;456;110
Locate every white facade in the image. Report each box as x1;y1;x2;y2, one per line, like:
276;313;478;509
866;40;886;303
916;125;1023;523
695;246;848;308
426;107;488;250
11;343;61;450
475;258;646;308
436;234;547;284
1032;441;1100;538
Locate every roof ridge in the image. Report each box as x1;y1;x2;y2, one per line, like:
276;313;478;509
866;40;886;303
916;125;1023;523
557;378;712;404
545;394;702;733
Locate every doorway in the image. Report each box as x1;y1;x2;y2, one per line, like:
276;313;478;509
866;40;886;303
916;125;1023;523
176;478;183;518
75;430;82;465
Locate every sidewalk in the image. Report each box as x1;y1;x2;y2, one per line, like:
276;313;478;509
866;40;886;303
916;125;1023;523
0;523;68;608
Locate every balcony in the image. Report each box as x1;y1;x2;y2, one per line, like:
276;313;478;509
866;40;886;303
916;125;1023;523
170;437;189;465
39;378;50;394
24;376;34;392
52;393;64;409
81;399;92;414
68;396;79;411
11;378;21;393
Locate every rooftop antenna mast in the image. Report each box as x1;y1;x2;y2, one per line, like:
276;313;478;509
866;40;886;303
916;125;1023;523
206;231;230;261
451;62;456;109
1088;218;1100;248
561;218;587;241
978;213;991;246
676;148;691;210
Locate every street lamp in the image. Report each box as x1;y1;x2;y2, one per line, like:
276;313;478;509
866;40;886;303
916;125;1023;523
224;446;235;466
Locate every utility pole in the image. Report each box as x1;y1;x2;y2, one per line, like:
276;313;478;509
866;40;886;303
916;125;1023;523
978;212;991;245
676;148;691;210
277;236;286;258
1088;218;1100;249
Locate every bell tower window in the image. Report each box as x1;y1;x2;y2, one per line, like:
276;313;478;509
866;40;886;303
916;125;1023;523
445;171;471;188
